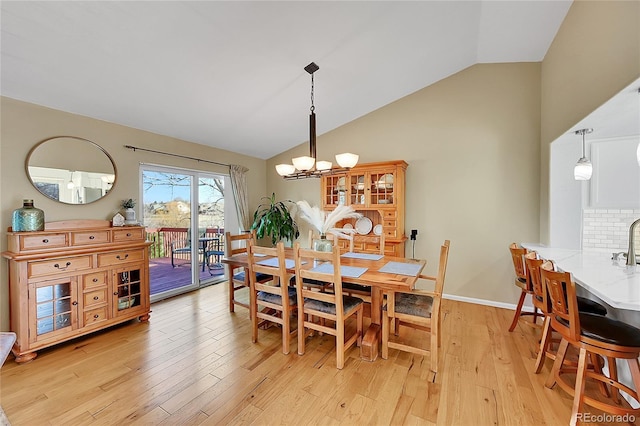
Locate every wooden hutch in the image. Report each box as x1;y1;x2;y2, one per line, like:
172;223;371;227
321;160;407;256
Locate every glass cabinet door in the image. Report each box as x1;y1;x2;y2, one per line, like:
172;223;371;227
30;278;77;342
114;267;143;315
321;174;347;208
368;170;395;206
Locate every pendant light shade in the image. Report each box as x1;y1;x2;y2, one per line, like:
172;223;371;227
276;62;359;180
574;128;593;181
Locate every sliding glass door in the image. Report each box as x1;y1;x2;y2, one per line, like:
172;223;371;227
141;165;227;302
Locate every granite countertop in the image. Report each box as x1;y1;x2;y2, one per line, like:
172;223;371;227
522;243;640;312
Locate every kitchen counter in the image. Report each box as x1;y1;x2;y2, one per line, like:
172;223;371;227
521;243;640;312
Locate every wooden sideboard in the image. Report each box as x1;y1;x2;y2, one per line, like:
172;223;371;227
321;160;408;257
2;219;151;363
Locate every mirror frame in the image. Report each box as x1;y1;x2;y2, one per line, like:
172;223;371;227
25;136;118;205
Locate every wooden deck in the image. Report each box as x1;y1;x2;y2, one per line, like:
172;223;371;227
149;257;225;295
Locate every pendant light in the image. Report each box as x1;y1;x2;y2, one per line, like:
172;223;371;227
574;128;593;181
276;62;359;180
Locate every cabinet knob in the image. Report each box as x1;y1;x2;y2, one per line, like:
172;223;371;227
126;233;132;237
42;239;49;243
94;314;99;319
113;292;118;296
72;301;78;306
89;235;95;240
93;296;99;301
116;254;129;261
92;278;98;283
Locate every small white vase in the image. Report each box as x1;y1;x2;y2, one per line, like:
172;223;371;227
124;208;136;225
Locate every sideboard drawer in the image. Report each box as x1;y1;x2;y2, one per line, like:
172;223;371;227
112;228;144;242
83;272;107;289
83;289;107;307
83;307;108;326
20;233;68;251
72;231;110;246
28;256;92;278
97;249;144;267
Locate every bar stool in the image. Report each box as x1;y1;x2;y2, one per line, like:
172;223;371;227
508;243;542;331
540;261;640;426
524;253;607;373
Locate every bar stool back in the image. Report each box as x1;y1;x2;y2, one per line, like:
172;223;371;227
540;261;640;425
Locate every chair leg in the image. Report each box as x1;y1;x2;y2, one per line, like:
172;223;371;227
627;357;640;406
297;311;306;356
430;321;438;373
589;353;610;398
570;348;588;426
546;338;570;388
336;318;345;369
228;275;235;313
508;290;527;332
534;316;552;374
282;306;291;355
356;307;363;347
607;357;620;404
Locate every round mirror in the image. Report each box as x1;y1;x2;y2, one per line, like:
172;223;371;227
26;136;117;205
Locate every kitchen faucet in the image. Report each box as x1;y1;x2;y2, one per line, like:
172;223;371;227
626;217;640;266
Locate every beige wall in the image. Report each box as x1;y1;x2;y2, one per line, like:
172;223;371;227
539;0;640;243
269;63;542;305
0;97;267;330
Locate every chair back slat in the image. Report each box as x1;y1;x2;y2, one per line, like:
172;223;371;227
509;243;529;283
524;252;549;314
540;260;581;341
247;241;285;296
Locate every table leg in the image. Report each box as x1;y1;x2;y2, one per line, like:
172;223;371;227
361;287;383;361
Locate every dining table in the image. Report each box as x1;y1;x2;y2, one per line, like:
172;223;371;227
221;249;426;361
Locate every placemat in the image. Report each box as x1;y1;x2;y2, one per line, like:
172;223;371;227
310;263;368;278
341;252;384;261
256;258;296;269
378;261;422;276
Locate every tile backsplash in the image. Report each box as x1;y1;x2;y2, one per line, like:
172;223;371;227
582;209;640;250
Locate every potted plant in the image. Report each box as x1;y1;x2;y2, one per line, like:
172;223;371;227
121;198;137;224
251;193;299;246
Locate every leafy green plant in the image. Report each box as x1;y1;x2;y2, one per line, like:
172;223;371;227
251;193;299;246
121;198;136;209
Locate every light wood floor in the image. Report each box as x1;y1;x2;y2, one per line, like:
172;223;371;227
1;283;637;425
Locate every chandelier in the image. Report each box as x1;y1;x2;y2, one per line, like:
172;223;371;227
276;62;359;180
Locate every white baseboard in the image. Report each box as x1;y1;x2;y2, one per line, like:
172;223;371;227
442;293;533;312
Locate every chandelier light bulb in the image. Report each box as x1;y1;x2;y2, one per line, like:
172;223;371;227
335;153;359;169
276;164;296;176
574;158;593;180
292;156;315;171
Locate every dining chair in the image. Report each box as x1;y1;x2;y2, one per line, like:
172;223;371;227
525;252;607;373
292;242;364;369
540;261;640;426
381;240;450;374
341;233;386;303
507;243;542;331
246;240;298;354
225;230;272;312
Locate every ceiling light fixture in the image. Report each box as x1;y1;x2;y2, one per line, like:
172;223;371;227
574;128;593;181
276;62;358;180
66;171;75;189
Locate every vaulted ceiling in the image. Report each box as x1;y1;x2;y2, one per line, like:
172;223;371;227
1;1;573;159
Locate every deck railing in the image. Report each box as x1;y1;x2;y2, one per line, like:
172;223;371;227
146;227;224;260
